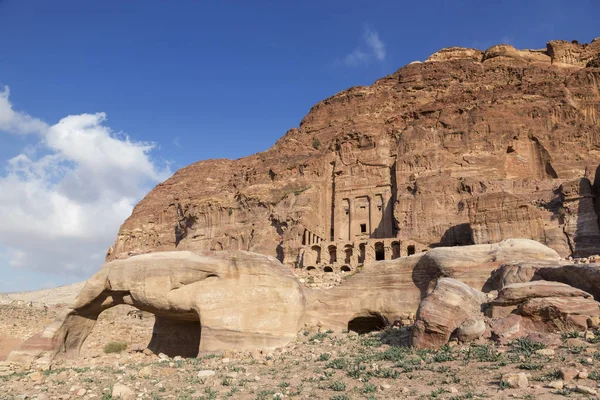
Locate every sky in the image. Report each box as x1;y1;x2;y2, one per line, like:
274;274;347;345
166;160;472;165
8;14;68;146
0;0;598;292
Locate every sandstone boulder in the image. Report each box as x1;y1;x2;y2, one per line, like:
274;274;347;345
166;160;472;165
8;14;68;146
494;281;593;305
412;239;560;296
304;255;423;331
411;278;487;348
8;251;306;364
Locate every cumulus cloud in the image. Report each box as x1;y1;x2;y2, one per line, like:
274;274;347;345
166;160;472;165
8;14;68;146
0;87;170;280
0;86;48;134
340;27;387;67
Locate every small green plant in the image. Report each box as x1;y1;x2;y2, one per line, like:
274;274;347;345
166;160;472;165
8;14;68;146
330;395;350;400
329;380;346;391
312;138;321;149
518;363;543;370
319;353;331;361
326;358;347;370
361;383;377;393
510;338;545;356
103;341;127;354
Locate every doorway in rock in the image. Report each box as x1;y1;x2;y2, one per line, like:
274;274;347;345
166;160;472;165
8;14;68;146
323;266;334;273
407;245;416;256
347;313;386;334
148;316;201;358
375;242;385;261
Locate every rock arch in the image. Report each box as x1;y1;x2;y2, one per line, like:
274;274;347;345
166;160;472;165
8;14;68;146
8;251;306;364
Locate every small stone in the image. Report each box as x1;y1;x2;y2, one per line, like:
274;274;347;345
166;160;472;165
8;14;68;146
565;338;589;348
535;348;555;356
449;387;459;394
381;383;391;390
501;372;528;389
173;356;183;361
221;357;231;363
574;385;598;395
29;371;45;384
142;348;153;356
158;353;169;360
578;370;589;379
197;370;216;378
76;389;86;397
137;366;152;378
112;384;135;400
560;368;579;381
546;380;564;390
585;331;595;341
226;372;238;378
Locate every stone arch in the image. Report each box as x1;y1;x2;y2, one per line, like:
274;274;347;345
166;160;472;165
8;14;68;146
358;243;366;264
344;245;353;264
391;241;400;259
306;266;317;271
340;265;351;272
375;242;385;261
347;312;387;334
323;266;334;273
311;245;322;264
23;290;203;362
328;245;337;264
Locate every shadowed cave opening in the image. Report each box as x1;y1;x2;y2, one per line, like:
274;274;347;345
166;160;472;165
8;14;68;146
148;315;201;358
347;313;386;334
76;303;202;360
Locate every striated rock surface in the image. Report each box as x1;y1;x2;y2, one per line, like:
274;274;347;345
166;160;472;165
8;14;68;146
411;278;487;348
412;238;561;295
104;38;600;270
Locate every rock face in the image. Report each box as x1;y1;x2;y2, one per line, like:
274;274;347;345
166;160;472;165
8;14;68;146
411;278;487;348
105;38;600;271
304;255;423;331
7;251;306;364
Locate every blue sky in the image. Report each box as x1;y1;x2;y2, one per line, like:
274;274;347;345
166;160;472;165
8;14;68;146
0;0;598;292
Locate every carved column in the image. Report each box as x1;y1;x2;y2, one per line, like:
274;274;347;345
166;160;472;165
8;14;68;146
382;191;392;238
368;195;377;238
348;198;355;240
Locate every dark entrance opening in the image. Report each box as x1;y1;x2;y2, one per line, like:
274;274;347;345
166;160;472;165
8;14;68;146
360;223;367;233
348;314;386;334
407;245;415;256
148;316;201;358
341;265;351;272
375;242;385;261
323;266;333;273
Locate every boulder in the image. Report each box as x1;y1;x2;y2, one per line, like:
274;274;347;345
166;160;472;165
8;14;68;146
493;281;593;305
411;278;487;348
412;239;561;295
7;251;306;364
305;255;423;331
519;296;600;331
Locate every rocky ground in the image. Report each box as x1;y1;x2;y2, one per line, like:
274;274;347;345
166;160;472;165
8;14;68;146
3;304;600;399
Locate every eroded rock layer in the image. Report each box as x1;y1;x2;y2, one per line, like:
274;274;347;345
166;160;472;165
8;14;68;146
107;38;600;268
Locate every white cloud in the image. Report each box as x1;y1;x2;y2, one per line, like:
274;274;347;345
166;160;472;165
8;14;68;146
0;87;171;280
340;27;387;67
0;86;48;134
363;29;386;61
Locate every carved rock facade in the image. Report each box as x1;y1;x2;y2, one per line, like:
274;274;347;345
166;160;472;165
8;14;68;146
107;38;600;272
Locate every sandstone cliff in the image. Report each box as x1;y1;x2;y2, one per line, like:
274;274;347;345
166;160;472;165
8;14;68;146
107;38;600;268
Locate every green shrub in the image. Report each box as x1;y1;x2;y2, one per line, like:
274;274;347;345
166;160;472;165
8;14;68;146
312;138;321;149
103;341;127;354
